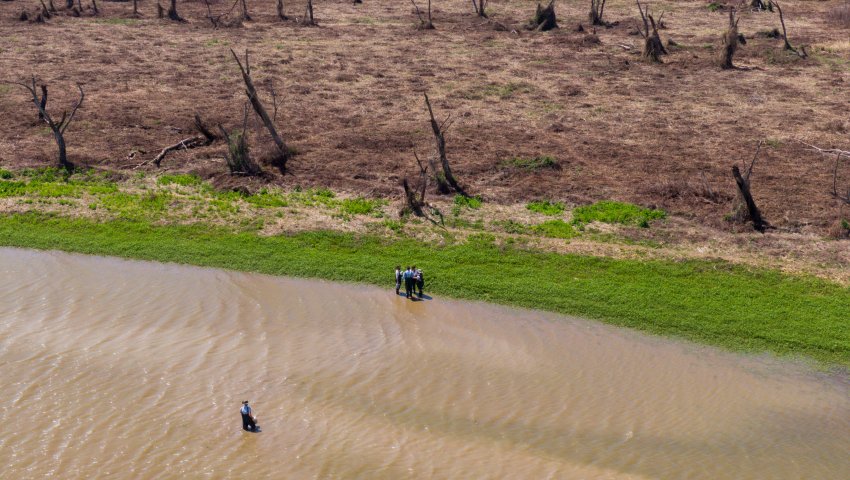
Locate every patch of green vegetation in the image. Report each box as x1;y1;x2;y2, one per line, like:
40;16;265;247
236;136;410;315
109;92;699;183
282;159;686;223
340;197;384;216
244;189;289;208
97;192;173;220
572;201;666;228
157;174;202;187
447;216;485;230
0;181;26;197
707;2;722;12
382;219;404;234
764;138;782;148
501;155;558;171
527;200;565;216
0;84;13;95
533;219;578;239
454;194;483;209
0;169;12;179
291;187;337;207
2;213;847;366
492;219;530;234
204;38;229;47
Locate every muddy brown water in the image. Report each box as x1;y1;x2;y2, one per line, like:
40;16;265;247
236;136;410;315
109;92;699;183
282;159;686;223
1;248;848;479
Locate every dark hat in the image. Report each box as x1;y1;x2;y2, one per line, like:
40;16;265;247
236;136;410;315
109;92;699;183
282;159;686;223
242;400;249;404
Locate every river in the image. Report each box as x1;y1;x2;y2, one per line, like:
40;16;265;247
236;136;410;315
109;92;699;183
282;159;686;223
0;248;848;478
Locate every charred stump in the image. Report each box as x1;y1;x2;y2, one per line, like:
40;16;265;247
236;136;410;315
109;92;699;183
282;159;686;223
218;104;261;175
411;0;433;29
527;0;557;31
300;0;315;25
637;0;666;62
276;0;288;20
719;10;742;69
589;0;606;26
167;0;184;21
472;0;487;18
730;142;768;232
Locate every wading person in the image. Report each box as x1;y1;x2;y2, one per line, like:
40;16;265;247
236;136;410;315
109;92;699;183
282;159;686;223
240;400;258;432
394;265;402;295
415;267;424;298
403;266;414;299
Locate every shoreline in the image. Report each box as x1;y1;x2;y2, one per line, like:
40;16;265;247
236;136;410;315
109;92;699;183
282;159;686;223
1;212;848;369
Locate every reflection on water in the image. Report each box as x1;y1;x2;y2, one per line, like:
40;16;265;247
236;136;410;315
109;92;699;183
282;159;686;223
0;248;848;479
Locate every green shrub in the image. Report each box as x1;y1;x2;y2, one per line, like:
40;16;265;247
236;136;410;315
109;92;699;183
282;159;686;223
572;201;666;227
533;220;578;239
0;169;13;179
340;197;383;216
157;174;202;187
0;181;26;197
454;194;483;209
526;200;565;216
501;156;558;171
707;2;721;12
493;220;529;234
245;189;289;208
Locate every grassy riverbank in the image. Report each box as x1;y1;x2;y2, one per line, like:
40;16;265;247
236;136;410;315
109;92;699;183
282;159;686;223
1;212;848;368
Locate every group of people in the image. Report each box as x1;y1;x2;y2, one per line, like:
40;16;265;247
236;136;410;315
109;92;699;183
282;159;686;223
395;265;425;299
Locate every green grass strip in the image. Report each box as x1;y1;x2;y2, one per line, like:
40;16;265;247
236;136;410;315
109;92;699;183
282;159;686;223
1;213;848;368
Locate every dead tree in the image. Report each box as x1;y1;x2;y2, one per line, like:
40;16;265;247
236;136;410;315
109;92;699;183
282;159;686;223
240;0;250;20
472;0;487;18
589;0;606;26
402;150;430;216
167;0;184;21
47;0;56;13
527;0;557;31
132;0;138;16
773;1;806;58
411;0;433;29
751;0;772;11
230;49;292;171
157;2;164;18
730;141;768;232
719;10;743;69
218;104;261;175
805;143;850;237
423;93;467;196
7;78;84;171
152;114;218;167
637;0;666;62
39;0;52;18
300;0;315;25
277;0;288;20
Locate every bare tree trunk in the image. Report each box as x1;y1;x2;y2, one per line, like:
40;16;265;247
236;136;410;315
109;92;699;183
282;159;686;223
527;0;557;31
472;0;487;17
774;1;806;57
132;0;138;15
7;78;84;171
424;93;466;196
719;10;741;69
411;0;433;29
732;166;766;232
167;0;184;21
277;0;287;20
240;0;250;20
230;49;291;171
637;0;666;62
589;0;606;25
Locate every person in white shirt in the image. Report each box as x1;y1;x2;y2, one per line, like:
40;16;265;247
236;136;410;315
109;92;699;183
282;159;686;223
240;400;258;431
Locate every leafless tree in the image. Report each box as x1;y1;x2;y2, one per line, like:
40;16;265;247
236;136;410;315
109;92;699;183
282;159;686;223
411;0;433;29
472;0;487;18
230;49;292;171
240;0;250;20
301;0;315;25
423;93;466;196
730;141;768;232
5;77;84;171
402;150;430;216
719;10;745;69
637;0;666;62
773;1;807;58
166;0;184;21
277;0;288;20
589;0;606;26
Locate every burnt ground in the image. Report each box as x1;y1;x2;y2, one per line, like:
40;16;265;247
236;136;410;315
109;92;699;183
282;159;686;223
1;0;848;233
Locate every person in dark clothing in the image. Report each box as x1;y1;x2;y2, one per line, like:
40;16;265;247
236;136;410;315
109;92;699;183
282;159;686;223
415;268;424;297
240;400;258;431
403;266;414;299
394;265;402;295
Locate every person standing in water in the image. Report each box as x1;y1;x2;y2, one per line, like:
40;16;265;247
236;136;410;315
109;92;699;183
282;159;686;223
403;266;414;299
415;267;425;298
394;265;402;295
240;400;258;432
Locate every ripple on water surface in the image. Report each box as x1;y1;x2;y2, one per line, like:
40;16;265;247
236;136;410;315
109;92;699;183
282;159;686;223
0;248;848;479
